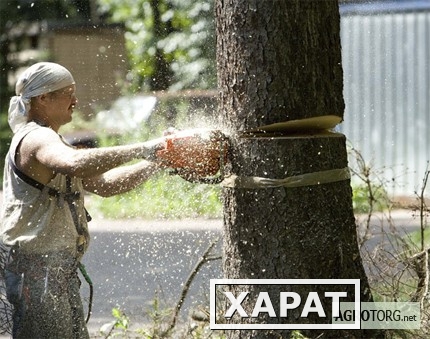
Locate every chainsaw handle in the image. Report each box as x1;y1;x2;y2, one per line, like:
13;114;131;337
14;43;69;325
141;137;166;161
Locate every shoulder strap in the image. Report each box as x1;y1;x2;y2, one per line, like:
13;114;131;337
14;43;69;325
8;153;60;196
7;154;92;226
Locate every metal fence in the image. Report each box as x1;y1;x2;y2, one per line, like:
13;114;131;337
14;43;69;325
339;5;430;197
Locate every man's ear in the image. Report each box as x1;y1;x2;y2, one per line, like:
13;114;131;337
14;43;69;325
34;93;50;106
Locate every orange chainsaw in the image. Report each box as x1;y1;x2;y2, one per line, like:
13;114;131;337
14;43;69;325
156;128;229;184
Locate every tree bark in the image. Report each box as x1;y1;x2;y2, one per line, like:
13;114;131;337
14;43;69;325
216;1;379;338
216;0;345;132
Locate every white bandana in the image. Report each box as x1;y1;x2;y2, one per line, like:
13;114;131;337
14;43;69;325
8;62;75;133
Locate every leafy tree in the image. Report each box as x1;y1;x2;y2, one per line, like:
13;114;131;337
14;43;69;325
97;0;216;92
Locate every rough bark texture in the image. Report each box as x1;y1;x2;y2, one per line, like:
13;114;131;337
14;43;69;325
216;0;345;133
216;0;379;338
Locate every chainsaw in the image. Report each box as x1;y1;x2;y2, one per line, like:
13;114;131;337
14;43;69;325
156;128;229;184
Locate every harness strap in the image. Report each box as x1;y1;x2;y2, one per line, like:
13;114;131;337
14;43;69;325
8;154;92;224
8;155;62;197
78;263;93;323
65;176;89;253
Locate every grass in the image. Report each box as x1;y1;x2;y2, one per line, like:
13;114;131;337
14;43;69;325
406;227;430;249
86;165;388;221
86;171;223;220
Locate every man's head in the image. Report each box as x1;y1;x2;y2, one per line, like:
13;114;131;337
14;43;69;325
8;62;76;132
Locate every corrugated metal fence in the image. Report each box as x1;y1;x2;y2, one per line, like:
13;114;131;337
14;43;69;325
339;9;430;197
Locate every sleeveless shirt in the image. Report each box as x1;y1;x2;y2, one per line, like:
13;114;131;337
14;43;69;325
0;122;90;258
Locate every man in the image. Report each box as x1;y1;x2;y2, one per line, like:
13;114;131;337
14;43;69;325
1;62;166;338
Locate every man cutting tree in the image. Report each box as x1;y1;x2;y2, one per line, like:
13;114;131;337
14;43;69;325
0;62;167;338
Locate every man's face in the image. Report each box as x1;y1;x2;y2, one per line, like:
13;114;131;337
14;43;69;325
46;85;78;126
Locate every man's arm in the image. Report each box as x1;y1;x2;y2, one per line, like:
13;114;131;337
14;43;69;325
17;127;164;184
82;160;160;197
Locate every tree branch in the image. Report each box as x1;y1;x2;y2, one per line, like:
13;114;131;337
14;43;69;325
163;237;221;336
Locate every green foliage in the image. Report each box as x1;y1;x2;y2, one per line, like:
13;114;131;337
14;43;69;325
144;294;173;338
349;147;391;214
99;307;131;337
406;227;430;249
100;300;225;339
96;0;216;92
351;182;390;214
112;307;130;330
291;331;310;339
0;0;89;23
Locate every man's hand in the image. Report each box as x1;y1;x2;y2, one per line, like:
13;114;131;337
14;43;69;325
141;128;179;161
141;137;166;161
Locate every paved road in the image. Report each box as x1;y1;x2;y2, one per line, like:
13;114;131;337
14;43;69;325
81;218;223;336
356;209;423;250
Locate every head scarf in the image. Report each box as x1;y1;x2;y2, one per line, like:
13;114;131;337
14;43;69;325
8;62;75;133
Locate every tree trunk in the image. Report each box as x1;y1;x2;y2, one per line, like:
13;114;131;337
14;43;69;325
150;0;173;91
216;1;379;338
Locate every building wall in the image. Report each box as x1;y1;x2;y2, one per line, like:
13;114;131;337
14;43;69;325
47;25;127;118
339;10;430;197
